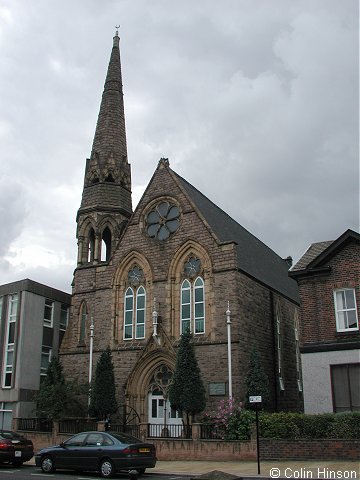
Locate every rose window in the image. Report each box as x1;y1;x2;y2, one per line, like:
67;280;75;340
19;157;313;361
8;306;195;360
146;201;180;240
184;257;201;278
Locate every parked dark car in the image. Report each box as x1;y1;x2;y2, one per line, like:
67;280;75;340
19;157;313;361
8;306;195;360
35;431;156;478
0;430;34;466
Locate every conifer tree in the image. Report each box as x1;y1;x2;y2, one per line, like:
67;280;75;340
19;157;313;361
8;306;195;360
245;345;271;410
89;347;118;420
34;356;74;420
169;332;206;427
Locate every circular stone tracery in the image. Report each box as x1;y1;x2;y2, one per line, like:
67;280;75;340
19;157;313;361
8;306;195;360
146;201;180;240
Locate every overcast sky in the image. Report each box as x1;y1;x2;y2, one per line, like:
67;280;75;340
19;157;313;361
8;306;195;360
0;0;358;294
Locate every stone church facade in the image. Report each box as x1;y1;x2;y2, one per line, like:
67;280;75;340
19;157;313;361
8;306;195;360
60;32;303;423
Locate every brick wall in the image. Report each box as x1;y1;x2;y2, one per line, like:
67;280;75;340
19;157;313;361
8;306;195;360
260;438;360;461
297;241;360;347
25;430;358;462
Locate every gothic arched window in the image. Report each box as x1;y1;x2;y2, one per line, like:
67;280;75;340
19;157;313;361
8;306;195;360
101;226;112;262
276;304;285;391
180;276;205;335
124;285;146;340
79;303;87;343
87;228;95;263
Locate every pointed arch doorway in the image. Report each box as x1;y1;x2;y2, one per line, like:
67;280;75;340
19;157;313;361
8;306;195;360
147;365;182;437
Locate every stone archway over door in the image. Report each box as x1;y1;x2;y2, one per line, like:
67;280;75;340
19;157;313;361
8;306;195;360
147;365;182;437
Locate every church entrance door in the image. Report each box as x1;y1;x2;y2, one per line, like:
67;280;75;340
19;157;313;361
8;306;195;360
148;389;182;437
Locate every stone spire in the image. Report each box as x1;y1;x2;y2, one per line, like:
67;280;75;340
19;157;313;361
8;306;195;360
79;30;132;212
76;31;132;266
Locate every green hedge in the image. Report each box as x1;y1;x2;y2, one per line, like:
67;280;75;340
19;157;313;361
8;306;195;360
258;412;360;439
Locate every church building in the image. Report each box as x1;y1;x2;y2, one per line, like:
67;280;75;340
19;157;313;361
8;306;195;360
60;32;303;425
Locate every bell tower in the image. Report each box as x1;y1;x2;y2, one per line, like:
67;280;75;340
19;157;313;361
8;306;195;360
76;30;132;267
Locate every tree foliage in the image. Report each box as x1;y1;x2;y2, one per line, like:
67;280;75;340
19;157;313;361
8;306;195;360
245;345;271;410
89;347;118;420
168;332;206;424
34;356;86;420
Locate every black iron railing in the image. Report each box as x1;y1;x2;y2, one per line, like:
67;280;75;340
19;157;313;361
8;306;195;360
58;419;97;434
18;417;53;432
200;423;225;439
147;423;192;439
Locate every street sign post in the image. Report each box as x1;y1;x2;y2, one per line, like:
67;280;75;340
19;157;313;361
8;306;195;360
249;395;262;474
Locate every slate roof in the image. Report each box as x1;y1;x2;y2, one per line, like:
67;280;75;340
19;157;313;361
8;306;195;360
174;171;300;303
290;241;333;272
290;229;359;275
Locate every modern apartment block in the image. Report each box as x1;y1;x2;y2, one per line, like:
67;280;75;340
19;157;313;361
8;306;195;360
0;279;71;428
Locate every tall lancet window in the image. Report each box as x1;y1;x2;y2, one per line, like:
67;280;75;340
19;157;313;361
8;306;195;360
123;266;146;340
180;257;205;335
79;302;87;344
276;304;285;391
101;227;112;262
87;228;95;263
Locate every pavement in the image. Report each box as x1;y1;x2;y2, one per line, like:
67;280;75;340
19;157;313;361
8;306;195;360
28;458;360;478
151;460;360;478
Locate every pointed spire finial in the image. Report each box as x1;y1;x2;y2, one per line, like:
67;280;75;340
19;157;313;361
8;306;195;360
114;25;120;46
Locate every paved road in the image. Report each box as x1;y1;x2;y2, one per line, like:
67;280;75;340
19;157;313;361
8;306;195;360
0;464;192;480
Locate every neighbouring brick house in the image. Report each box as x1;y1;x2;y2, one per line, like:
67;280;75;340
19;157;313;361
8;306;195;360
289;229;360;414
60;32;303;426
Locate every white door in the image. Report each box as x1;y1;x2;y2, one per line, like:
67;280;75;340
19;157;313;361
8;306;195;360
148;390;182;437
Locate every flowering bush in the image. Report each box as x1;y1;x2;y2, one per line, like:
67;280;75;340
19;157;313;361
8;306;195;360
204;399;255;441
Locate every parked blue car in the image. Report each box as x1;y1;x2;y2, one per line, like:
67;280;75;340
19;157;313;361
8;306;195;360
35;431;156;478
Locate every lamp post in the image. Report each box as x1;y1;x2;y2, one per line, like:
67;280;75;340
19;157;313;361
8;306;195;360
88;316;94;408
226;302;232;399
152;297;159;339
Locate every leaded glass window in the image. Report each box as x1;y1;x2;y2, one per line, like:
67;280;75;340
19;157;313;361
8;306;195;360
146;201;180;240
180;277;205;335
124;287;134;339
124;285;146;340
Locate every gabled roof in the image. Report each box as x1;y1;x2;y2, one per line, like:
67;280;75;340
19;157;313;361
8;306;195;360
290;229;360;276
173;171;299;303
290;241;333;272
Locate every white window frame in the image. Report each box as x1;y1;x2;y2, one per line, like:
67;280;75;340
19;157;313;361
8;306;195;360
44;299;54;328
180;279;191;334
2;294;18;389
123;286;146;340
180;276;205;335
135;286;146;339
334;288;359;332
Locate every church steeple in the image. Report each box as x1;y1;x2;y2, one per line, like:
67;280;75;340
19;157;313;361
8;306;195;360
76;31;133;267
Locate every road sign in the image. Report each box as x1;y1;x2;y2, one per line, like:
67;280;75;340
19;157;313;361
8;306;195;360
249;395;262;403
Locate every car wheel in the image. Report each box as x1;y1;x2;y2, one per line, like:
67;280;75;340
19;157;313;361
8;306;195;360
99;458;114;478
12;460;23;467
41;455;56;473
137;468;145;476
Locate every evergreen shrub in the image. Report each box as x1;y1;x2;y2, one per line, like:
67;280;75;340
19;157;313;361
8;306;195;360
258;412;360;439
